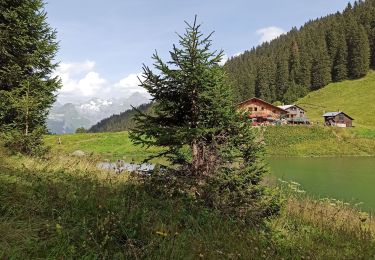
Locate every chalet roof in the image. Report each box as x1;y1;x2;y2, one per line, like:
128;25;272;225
237;97;287;113
323;111;354;120
278;104;306;111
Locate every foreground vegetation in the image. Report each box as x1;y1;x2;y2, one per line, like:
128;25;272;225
1;149;374;259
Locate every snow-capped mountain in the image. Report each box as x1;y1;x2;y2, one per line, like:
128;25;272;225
47;92;149;134
79;98;113;112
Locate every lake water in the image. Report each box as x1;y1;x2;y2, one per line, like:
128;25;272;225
269;157;375;211
98;157;375;211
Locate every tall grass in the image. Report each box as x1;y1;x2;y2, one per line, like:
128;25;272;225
1;151;375;259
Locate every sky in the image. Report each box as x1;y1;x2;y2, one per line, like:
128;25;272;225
44;0;354;104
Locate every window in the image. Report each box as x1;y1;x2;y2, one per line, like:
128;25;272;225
339;114;344;121
261;107;265;111
254;107;258;111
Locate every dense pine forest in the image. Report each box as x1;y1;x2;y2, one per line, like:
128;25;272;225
89;103;152;133
225;0;375;103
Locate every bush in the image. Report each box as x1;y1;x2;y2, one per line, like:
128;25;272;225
202;168;282;225
2;127;49;156
75;127;87;133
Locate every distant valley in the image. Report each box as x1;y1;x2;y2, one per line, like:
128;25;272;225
47;92;149;134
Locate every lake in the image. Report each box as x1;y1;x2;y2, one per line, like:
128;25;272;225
269;157;375;212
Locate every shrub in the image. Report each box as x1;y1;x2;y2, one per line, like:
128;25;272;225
2;127;49;156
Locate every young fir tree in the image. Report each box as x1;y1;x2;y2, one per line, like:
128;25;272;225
131;18;279;221
0;0;60;155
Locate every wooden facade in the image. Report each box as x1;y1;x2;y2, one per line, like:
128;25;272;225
237;98;288;124
323;112;354;127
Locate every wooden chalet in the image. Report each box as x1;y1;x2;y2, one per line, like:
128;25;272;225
237;97;288;125
323;112;354;127
278;104;310;124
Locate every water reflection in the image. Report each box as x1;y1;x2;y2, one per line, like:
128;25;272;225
98;160;155;173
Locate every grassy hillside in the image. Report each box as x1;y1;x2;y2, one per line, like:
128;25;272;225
265;126;375;157
45;127;375;160
297;70;375;130
1;148;375;258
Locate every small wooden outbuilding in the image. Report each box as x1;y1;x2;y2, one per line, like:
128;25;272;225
323;112;354;127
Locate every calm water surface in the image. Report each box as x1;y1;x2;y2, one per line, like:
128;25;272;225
269;157;375;211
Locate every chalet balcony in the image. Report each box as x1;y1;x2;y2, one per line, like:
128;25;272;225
249;112;283;119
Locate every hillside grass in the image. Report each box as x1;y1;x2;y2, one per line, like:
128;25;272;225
297;70;375;130
1;148;375;259
265;126;375;157
44;132;164;162
45;126;375;160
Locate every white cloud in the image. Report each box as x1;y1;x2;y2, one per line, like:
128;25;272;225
76;71;107;97
256;26;285;44
53;61;148;103
54;61;107;102
58;60;95;76
233;51;244;58
219;53;228;66
114;73;146;93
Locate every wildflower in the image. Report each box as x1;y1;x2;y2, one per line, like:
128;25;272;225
359;212;369;222
56;223;62;234
156;231;168;237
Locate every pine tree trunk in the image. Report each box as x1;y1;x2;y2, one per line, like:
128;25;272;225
192;140;200;175
25;83;29;136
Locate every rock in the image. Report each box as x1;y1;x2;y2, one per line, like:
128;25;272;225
71;150;86;157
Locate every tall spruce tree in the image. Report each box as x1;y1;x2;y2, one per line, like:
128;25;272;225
310;36;332;90
275;53;289;101
289;39;301;83
332;30;348;81
371;28;375;68
0;0;60;155
346;19;370;78
131;18;279;221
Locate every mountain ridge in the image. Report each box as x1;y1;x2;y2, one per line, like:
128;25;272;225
47;92;150;134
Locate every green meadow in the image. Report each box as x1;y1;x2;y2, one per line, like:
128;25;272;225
45;125;375;160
